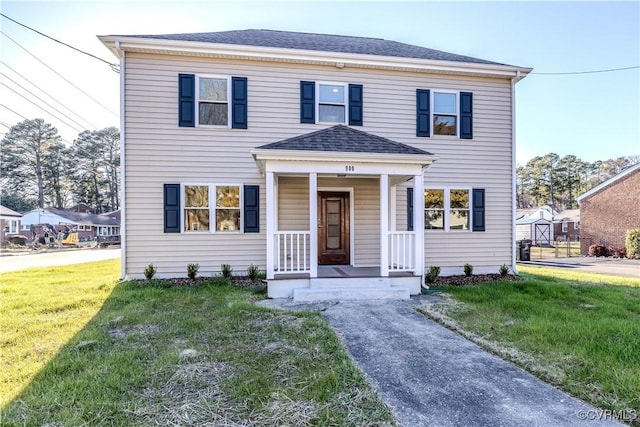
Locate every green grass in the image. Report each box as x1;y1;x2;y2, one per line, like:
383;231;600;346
421;271;640;416
1;260;393;426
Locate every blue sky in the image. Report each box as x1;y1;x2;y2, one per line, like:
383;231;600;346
1;1;638;164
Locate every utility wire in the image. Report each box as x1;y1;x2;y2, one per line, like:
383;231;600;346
2;62;97;129
1;104;28;120
1;31;119;117
1;81;85;133
1;72;89;132
0;13;119;70
531;65;639;75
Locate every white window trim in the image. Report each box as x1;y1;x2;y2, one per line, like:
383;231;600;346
315;81;348;125
181;183;244;233
574;221;579;230
431;90;460;138
562;221;568;233
195;74;231;128
424;187;472;232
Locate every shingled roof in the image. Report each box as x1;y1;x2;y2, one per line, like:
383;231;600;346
124;29;502;65
256;125;433;156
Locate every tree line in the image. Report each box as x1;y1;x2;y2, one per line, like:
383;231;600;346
516;153;639;211
1;118;120;213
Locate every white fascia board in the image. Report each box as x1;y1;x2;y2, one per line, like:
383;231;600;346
251;148;438;165
98;36;532;79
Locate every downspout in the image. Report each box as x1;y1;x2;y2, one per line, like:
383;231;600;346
115;40;127;280
511;71;519;274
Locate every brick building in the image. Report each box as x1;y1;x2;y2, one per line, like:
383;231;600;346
577;163;640;255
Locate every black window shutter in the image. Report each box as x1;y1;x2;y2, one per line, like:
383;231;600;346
460;92;473;139
472;188;485;232
300;81;315;123
244;185;259;233
178;74;195;127
164;184;181;233
348;84;363;126
407;187;414;231
416;89;430;137
231;77;248;129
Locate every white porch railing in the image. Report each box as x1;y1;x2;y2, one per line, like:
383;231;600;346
274;231;311;274
388;231;415;272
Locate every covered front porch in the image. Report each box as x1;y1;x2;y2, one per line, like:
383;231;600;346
251;125;437;300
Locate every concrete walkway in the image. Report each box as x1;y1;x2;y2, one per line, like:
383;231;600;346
519;257;639;278
259;298;622;426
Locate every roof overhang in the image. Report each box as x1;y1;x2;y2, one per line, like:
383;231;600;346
98;35;532;80
250;148;438;177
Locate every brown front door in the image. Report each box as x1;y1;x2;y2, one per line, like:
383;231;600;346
318;192;350;265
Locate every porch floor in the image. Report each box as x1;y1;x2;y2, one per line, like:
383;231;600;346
273;265;415;280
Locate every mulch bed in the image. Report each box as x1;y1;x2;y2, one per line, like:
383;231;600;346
139;276;265;288
428;274;522;287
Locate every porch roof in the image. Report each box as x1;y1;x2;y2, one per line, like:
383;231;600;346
255;125;433;155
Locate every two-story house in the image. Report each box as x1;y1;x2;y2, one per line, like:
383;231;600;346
99;30;531;300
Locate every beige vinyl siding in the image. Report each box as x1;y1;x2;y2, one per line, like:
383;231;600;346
123;52;514;277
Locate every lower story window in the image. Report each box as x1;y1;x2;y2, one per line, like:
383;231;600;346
425;188;470;231
184;184;240;232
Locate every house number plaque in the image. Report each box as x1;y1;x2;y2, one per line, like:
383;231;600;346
345;165;355;172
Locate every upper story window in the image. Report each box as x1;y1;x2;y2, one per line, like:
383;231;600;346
178;74;247;129
417;89;472;139
197;76;229;126
318;83;347;123
433;92;457;136
300;81;363;126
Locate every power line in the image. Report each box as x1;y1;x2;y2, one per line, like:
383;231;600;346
1;104;28;120
1;81;85;133
2;63;97;129
1;72;88;132
0;13;119;70
1;31;119;118
531;65;639;75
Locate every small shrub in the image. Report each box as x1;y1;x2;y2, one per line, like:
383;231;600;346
608;246;627;259
463;263;473;277
499;264;509;277
187;263;199;280
144;264;157;280
626;228;640;259
425;266;441;284
221;263;233;279
247;264;260;281
588;244;608;257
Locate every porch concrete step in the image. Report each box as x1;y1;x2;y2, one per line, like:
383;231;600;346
310;277;391;288
293;286;410;302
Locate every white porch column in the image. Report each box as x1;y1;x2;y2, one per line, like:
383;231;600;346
380;174;389;277
309;172;318;278
266;172;275;280
414;174;425;275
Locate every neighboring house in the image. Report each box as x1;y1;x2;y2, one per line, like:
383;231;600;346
553;209;580;241
99;29;531;300
0;205;22;245
20;208;120;241
577;163;640;255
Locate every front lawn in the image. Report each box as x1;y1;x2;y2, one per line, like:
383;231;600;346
420;270;640;418
1;261;393;426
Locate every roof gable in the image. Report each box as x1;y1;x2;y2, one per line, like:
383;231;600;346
0;205;22;218
577;163;640;203
122;29;504;65
256;125;432;156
